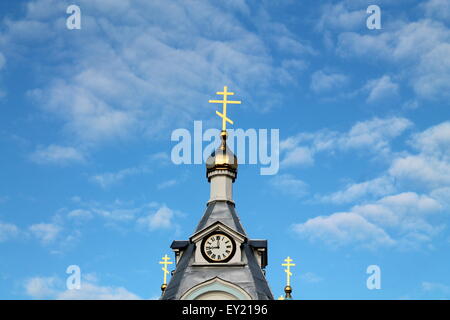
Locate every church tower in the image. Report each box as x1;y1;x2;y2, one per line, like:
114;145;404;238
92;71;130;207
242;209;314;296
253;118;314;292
161;87;273;300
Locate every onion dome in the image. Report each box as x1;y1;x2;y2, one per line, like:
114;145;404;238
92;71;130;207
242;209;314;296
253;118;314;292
206;131;238;178
284;285;293;300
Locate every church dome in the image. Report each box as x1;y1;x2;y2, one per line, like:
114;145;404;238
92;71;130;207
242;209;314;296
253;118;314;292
206;133;238;174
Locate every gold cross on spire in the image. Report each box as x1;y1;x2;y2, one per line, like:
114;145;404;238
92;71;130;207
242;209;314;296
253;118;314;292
282;256;296;286
208;86;241;132
159;254;173;285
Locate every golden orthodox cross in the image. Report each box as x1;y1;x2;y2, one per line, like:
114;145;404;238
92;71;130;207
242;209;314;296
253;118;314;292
208;86;241;132
159;254;173;285
282;256;295;286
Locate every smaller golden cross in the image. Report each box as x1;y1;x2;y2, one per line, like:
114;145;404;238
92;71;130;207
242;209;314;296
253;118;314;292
159;254;173;285
208;86;241;132
282;256;296;286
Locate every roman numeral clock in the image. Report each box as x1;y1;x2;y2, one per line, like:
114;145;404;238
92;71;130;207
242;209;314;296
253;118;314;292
202;232;236;263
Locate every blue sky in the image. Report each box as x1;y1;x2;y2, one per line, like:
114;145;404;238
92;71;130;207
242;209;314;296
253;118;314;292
1;0;450;299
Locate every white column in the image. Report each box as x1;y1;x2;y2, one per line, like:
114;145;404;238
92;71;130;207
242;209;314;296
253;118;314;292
207;169;235;203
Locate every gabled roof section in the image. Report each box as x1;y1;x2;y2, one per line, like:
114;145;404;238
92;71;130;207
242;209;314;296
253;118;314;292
190;220;246;244
195;200;246;235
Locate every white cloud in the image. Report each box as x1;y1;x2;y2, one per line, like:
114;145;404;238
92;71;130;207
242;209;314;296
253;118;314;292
281;59;308;72
295;191;444;249
377;192;442;214
4;0;310;145
67;209;93;221
299;120;450;250
316;3;365;32
149;152;171;163
157;179;178;190
413;42;450;99
280;117;412;167
353;192;442;232
91;166;150;188
390;155;450;189
30;145;85;165
422;0;450;22
270;174;308;197
364;75;399;103
25;275;141;300
281;146;314;168
430;187;450;208
337;19;450;101
318;176;396;204
57;282;140;300
93;208;139;222
275;35;316;56
0;52;7;97
340;117;411;152
310;70;348;93
422;281;450;294
25;276;60;299
293;212;395;249
0;221;19;242
137;205;175;231
91;151;170;188
29;223;61;244
63;199;180;233
0;52;5;70
338;19;449;62
410;121;450;158
387;121;450;189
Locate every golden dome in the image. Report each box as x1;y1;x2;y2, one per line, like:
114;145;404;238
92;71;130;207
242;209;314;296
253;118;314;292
206;132;238;174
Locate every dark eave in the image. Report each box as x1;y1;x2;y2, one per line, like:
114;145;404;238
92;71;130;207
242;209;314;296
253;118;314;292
170;240;189;250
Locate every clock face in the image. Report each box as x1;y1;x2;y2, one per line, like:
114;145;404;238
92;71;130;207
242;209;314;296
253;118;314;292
201;232;236;262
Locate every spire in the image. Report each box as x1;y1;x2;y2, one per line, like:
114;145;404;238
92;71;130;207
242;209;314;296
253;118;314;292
206;86;240;204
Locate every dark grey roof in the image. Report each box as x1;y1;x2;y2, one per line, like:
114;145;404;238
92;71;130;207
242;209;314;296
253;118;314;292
161;201;273;300
195;201;246;235
170;241;189;250
248;240;267;248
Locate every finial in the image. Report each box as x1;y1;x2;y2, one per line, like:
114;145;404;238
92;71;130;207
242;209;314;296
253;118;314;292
208;86;241;132
219;130;227;150
281;256;296;300
159;254;173;293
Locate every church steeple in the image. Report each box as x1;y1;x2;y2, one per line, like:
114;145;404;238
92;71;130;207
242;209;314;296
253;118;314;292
206;86;240;204
160;87;273;300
